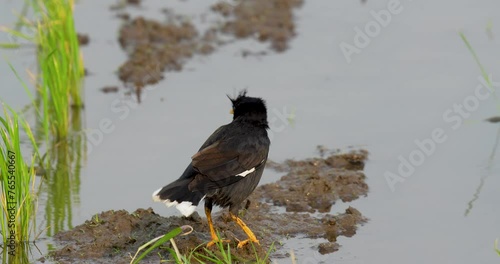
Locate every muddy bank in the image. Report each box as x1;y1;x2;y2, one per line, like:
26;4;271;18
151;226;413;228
259;149;369;213
48;150;369;263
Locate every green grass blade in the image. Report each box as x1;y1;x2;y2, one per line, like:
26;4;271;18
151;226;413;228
0;43;21;49
0;103;38;247
0;26;34;41
131;227;183;264
459;31;491;87
6;61;41;118
495;239;500;256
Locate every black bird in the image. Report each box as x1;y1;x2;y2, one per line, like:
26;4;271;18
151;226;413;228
152;91;270;248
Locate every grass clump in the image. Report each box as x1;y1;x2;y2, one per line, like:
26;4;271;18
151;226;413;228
0;0;86;252
132;228;275;264
31;0;85;140
0;104;40;257
0;0;85;141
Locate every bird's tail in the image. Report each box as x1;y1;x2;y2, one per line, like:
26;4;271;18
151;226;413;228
152;179;205;217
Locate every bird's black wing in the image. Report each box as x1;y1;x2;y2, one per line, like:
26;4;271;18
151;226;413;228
188;133;269;191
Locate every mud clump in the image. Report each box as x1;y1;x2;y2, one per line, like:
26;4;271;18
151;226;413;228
259;149;369;212
116;15;219;101
77;33;89;46
100;86;119;93
318;242;339;254
50;150;369;263
110;0;142;10
212;0;303;52
117;17;206;88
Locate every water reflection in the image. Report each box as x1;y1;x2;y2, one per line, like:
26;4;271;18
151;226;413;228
40;107;85;236
465;120;500;216
1;242;30;264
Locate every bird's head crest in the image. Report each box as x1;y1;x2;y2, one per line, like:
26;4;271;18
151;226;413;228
227;90;248;106
226;90;268;127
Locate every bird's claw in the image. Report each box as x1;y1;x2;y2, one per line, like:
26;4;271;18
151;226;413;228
236;238;260;249
206;238;230;248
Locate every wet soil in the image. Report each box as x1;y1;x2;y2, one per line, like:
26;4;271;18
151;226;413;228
77;33;90;46
48;150;369;264
256;149;369;213
114;0;302;98
117;16;204;88
212;0;303;52
110;0;142;11
100;86;119;93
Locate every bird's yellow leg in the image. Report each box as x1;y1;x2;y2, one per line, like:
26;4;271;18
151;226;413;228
229;212;259;248
205;206;229;247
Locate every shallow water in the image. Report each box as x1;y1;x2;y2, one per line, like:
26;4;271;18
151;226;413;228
2;0;500;263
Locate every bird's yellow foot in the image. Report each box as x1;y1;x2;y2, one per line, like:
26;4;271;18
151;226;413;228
236;237;260;249
206;238;230;248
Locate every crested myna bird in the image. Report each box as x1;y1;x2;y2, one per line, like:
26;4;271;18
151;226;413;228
152;90;270;248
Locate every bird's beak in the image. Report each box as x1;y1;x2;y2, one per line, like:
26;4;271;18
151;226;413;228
229;108;234;114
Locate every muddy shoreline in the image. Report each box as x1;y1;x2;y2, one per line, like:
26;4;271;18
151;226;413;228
48;150;369;263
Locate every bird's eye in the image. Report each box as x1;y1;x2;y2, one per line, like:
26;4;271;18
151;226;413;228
230;108;234;114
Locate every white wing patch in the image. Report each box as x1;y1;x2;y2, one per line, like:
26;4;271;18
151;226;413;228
237;159;266;177
237;167;255;177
